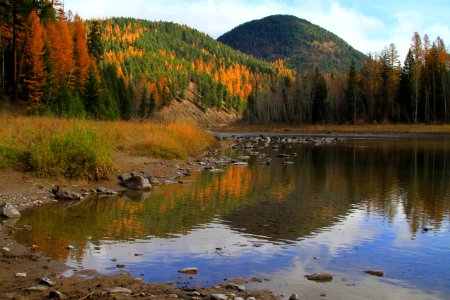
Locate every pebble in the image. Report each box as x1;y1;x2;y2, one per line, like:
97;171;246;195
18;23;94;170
15;272;27;278
26;285;48;292
289;293;299;300
66;245;75;250
49;290;66;299
40;277;56;287
178;267;198;274
105;287;132;295
211;294;228;300
2;246;11;252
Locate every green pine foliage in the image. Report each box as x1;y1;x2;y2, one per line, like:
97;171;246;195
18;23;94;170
218;15;366;73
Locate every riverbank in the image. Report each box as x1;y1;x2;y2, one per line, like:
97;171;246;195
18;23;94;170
218;123;450;135
0;139;283;299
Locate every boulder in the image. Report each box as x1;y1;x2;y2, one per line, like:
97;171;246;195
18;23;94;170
121;175;151;190
1;202;21;218
52;187;82;200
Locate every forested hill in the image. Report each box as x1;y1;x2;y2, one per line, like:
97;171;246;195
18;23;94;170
99;17;284;118
218;15;366;73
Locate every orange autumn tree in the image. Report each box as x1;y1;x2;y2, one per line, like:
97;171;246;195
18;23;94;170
72;15;90;93
23;10;47;108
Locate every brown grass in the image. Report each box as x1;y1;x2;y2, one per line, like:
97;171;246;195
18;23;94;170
0;113;216;178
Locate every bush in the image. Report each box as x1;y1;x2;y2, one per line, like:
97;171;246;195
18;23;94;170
28;129;113;179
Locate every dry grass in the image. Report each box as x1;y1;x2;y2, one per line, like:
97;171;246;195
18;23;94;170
219;124;450;134
0;113;216;179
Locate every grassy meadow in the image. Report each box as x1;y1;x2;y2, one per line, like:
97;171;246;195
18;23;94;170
0;114;217;179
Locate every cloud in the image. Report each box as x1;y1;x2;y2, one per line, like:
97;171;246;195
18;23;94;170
63;0;450;60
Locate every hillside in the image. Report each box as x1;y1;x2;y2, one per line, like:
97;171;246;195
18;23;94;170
218;15;366;73
99;17;281;118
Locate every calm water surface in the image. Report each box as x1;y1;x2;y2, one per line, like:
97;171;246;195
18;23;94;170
15;137;450;299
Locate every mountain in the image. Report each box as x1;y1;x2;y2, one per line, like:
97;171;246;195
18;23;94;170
98;17;283;117
217;15;366;73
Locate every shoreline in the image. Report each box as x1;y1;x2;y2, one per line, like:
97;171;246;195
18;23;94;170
0;142;283;299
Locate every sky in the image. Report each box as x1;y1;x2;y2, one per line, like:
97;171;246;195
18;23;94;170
63;0;450;60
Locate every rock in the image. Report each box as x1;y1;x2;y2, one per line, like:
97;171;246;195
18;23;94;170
208;168;224;173
236;156;250;161
96;187;118;195
105;287;132;295
289;293;299;300
178;267;198;274
364;270;384;277
15;272;27;278
226;283;246;291
233;162;248;166
52;187;81;200
210;294;228;300
121;175;151;190
305;273;333;281
118;172;133;182
277;154;290;158
2;246;11;252
168;294;178;298
66;245;75;250
26;285;48;292
49;290;66;299
1;202;21;218
234;298;244;300
178;180;195;184
188;291;201;296
39;277;56;287
247;297;256;300
116;264;126;268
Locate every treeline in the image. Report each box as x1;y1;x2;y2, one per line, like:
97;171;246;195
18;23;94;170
246;35;450;124
0;0;122;119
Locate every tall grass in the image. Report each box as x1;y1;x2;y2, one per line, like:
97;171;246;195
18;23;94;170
0;113;216;179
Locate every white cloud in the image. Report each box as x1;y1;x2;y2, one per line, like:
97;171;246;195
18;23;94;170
63;0;450;61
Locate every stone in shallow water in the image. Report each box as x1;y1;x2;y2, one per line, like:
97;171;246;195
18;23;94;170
121;175;151;190
305;272;333;281
289;293;299;300
364;270;384;277
52;187;82;200
178;267;198;274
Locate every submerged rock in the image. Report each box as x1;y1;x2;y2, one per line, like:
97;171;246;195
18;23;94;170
305;272;333;281
364;270;384;277
121;175;151;190
1;202;21;218
178;267;198;274
52;187;82;200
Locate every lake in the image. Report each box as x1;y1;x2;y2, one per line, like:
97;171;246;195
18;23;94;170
14;136;450;300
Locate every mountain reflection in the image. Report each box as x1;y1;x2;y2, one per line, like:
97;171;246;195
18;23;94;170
14;138;450;260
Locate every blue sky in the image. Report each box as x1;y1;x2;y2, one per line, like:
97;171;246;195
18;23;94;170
63;0;450;60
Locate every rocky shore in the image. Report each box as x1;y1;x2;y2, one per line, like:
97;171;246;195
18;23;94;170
0;134;348;300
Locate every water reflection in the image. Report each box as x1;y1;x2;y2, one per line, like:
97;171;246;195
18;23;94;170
14;138;450;299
